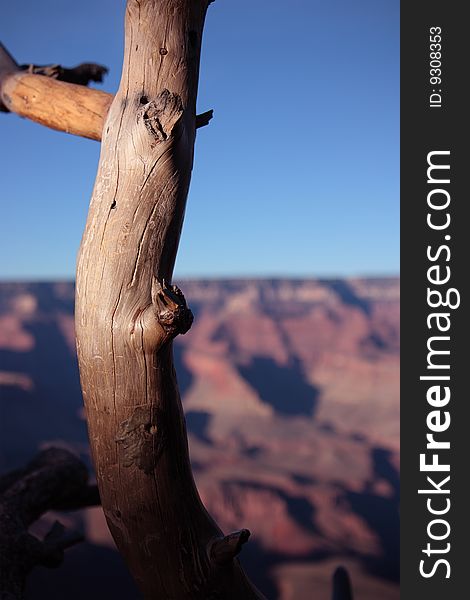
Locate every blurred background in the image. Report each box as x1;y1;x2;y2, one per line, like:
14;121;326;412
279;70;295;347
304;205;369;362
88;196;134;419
0;1;399;599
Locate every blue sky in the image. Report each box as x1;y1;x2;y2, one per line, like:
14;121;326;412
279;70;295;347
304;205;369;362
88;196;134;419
0;0;399;280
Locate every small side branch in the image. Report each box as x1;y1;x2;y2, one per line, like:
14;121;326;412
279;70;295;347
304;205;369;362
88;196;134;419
0;448;100;600
209;529;251;566
195;109;213;129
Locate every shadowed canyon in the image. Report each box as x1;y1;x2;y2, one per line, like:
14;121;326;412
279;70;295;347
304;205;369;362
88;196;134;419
0;278;399;599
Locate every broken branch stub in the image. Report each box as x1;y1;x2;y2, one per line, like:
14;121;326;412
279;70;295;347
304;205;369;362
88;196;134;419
210;529;252;566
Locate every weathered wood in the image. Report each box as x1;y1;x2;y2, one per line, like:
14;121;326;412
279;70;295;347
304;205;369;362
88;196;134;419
0;72;113;139
0;42;111;139
75;1;264;598
0;448;100;600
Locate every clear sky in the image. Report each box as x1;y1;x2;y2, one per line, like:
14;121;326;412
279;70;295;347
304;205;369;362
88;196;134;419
0;0;399;280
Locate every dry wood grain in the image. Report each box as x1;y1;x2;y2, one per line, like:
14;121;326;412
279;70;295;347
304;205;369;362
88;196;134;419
0;72;113;140
0;44;111;139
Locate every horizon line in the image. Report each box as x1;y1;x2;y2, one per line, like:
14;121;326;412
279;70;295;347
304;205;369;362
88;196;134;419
0;273;400;284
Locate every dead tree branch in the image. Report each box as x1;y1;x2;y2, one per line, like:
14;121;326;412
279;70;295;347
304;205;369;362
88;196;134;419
0;42;212;140
0;448;100;600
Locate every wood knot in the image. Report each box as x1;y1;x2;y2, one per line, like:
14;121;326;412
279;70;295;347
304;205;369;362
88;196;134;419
151;277;194;339
138;89;183;142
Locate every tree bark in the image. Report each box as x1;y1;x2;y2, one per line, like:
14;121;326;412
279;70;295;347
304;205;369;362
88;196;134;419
75;1;264;598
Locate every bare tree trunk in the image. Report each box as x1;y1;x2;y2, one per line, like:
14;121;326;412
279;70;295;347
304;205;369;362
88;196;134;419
75;1;264;598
